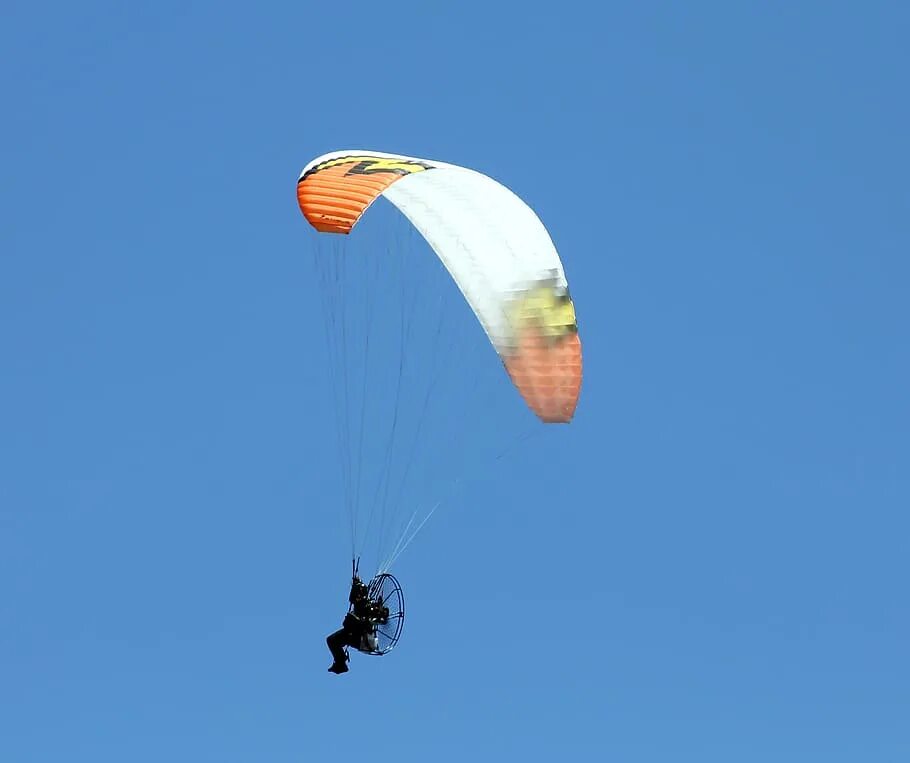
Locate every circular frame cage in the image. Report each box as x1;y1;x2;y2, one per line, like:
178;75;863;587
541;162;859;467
357;573;405;655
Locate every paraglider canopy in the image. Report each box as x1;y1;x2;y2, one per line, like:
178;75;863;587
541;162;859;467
297;149;582;424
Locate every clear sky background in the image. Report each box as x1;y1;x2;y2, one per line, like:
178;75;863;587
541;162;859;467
2;2;908;761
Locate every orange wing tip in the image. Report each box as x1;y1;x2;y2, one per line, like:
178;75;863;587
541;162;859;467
504;331;582;423
297;154;435;234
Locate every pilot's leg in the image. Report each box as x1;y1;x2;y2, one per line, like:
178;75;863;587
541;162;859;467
326;629;350;673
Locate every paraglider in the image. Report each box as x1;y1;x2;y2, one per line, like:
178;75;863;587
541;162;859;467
296;149;582;668
326;566;404;675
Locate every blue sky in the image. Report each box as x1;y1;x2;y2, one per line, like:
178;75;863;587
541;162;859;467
2;1;908;761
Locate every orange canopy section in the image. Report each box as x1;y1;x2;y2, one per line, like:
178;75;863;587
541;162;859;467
297;154;433;234
504;332;582;424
